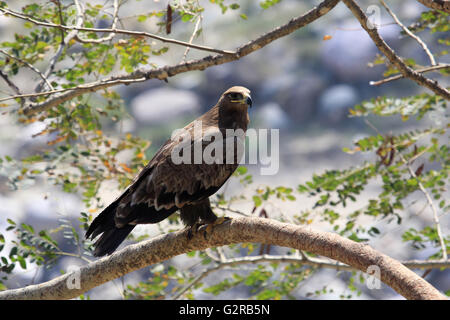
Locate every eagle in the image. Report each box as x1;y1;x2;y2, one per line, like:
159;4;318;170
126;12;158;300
86;86;252;256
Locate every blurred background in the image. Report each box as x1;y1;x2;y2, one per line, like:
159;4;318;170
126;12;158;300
0;0;448;299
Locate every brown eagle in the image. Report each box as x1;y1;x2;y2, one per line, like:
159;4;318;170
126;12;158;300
86;86;252;256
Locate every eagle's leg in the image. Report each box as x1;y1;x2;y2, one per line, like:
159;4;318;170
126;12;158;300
180;198;230;239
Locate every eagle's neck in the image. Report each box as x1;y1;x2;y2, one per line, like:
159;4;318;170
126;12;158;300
212;105;249;131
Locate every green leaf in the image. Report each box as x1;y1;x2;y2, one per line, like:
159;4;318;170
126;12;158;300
181;13;194;22
253;195;262;207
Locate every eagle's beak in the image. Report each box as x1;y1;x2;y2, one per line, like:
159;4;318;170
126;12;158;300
246;95;253;108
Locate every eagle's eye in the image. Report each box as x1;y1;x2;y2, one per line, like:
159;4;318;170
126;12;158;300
229;92;243;101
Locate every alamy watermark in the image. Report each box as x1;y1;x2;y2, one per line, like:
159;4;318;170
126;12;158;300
170;120;279;175
364;265;381;290
366;5;381;29
66;265;81;290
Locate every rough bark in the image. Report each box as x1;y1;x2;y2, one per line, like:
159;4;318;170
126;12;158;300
0;217;446;300
417;0;450;14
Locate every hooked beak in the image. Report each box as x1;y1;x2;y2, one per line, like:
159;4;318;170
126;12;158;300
246;95;253;108
231;93;252;108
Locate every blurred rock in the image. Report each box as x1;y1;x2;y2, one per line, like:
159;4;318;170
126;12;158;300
131;87;201;124
279;73;326;122
172;72;203;90
320;22;398;82
319;84;359;122
256;102;290;128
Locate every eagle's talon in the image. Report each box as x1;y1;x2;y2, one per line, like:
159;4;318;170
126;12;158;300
187;222;204;240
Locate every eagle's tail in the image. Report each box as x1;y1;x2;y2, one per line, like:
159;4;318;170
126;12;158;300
85;200;135;257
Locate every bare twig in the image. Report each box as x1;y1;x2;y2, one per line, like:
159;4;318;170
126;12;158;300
0;6;234;56
370;64;450;86
33;1;83;93
380;0;436;66
173;252;450;299
182;14;202;62
0;77;148;104
213;205;251;216
0;49;54;91
398;152;448;261
342;0;450;100
74;0;120;44
172;267;217;300
0;69;22;96
216;246;227;262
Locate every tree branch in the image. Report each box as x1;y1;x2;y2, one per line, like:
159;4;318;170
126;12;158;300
172;253;450;299
0;69;22;96
182;13;202;62
32;0;83;93
342;0;450;100
6;0;341;116
0;49;54;91
416;0;450;14
0;6;234;56
73;0;120;44
370;64;450;86
380;0;436;66
0;217;446;300
398;152;448;261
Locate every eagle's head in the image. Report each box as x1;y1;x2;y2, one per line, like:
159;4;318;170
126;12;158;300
221;86;252;108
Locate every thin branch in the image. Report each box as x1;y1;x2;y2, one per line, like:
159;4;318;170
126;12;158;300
380;0;436;66
182;14;202;62
172;267;216;300
0;77;147;104
398;152;448;261
0;217;445;300
73;0;120;44
0;69;22;96
416;0;450;14
53;0;65;45
0;6;234;56
370;64;450;86
13;0;340;116
213;205;251;216
342;0;450;100
0;49;54;91
173;253;450;299
216;246;227;262
33;1;83;93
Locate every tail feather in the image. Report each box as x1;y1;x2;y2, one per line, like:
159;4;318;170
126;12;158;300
86;199;135;257
92;225;135;257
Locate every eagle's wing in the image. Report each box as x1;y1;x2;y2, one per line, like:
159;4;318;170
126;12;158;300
113;124;242;228
86;127;237;256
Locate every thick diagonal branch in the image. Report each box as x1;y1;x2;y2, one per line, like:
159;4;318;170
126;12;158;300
416;0;450;14
342;0;450;100
0;217;445;300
